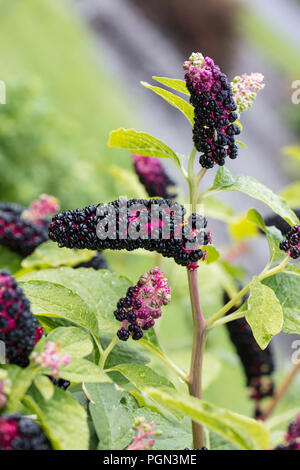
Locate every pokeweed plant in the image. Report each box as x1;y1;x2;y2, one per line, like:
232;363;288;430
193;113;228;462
1;52;300;451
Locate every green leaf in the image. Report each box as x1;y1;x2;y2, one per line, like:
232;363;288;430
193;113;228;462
152;76;190;95
246;277;283;349
19;279;100;341
59;358;108;383
247;209;284;264
23;386;89;450
6;364;40;413
207;431;238;450
132;408;191;450
21;241;96;270
211;167;299;225
145;388;270;450
85;383;134;450
141;81;194;125
228;215;259;241
280;182;300;208
108;128;182;168
33;375;54;401
46;327;94;359
108;165;148;199
112;364;174;390
283;145;300;162
202;196;236;223
263;272;300;334
0;245;22;273
202;245;220;264
100;334;149;368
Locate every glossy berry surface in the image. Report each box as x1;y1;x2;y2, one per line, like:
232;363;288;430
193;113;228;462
0;414;52;450
280;225;300;259
0;270;38;367
132;154;177;199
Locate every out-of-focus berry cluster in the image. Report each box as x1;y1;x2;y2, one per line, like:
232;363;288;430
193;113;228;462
132;154;177;199
32;341;70;376
126;417;161;450
231;73;265;114
116;267;171;341
275;414;300;450
0;414;52;450
49;199;210;267
183;53;240;168
280;225;300;259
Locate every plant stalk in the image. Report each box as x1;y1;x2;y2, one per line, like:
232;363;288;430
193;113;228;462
99;335;119;369
187;267;206;449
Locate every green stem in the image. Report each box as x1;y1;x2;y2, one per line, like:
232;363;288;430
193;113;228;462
207;311;245;331
207;255;290;328
99;335;119;369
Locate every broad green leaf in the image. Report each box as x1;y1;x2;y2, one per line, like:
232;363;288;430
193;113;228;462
112;364;174;391
247;209;284;264
100;334;149;368
21;241;96;270
108;165;148;199
228;215;258;241
6;364;40;413
23;387;89;450
132;408;191;450
85;383;133;450
19;279;99;341
246;277;283;349
202;245;220;264
280;182;300;208
145;388;270;450
0;245;22;273
207;431;238;450
202;196;236;223
19;268;131;335
46;327;93;359
263;272;300;334
141;81;194;125
211;167;299;226
108;128;182;168
59;358;108;383
152;76;189;95
33;375;54;401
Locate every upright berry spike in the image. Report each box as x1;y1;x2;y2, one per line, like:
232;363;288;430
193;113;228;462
115;267;171;341
0;414;52;450
49;199;209;267
279;225;300;259
126;417;161;450
224;292;275;418
132;154;177;199
183;53;240;168
0;270;38;367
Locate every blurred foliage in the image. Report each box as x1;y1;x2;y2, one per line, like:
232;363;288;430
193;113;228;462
0;0;134;209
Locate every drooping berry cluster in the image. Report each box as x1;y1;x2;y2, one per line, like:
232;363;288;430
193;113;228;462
275;414;300;450
0;270;38;367
49;199;209;267
231;73;265;114
75;252;108;270
132;154;177;199
0;414;52;450
0;194;59;257
32;342;70;376
183;53;240;169
224;292;275;418
279;225;300;259
115;267;171;342
126;417;161;450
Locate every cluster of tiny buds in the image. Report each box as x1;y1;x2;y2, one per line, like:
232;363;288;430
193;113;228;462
126;417;161;450
0;371;11;410
231;73;265;114
32;342;70;377
280;225;300;259
22;194;60;224
275;414;300;450
115;267;171;342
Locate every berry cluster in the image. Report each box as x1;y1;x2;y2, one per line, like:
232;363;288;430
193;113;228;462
49;377;70;391
49;199;209;267
126;417;161;450
22;194;60;225
115;267;171;342
183;53;240;169
275;414;300;450
279;225;300;259
0;202;24;217
224;292;275;418
132;154;177;199
75;252;108;270
0;414;51;450
0;270;38;367
32;341;70;376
